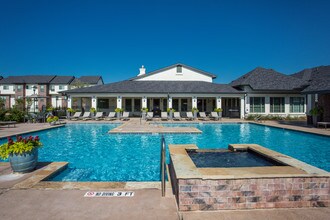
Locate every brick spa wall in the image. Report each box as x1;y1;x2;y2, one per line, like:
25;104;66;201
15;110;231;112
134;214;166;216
177;178;330;211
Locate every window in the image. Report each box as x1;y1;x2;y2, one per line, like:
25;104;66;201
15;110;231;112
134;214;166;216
17;85;22;92
125;99;132;112
134;99;141;112
97;99;109;109
162;98;167;112
59;85;64;90
40;98;44;102
249;97;265;113
176;65;182;73
3;85;9;90
172;99;179;111
40;85;45;92
50;85;55;91
270;97;285;113
181;99;188;111
290;97;304;113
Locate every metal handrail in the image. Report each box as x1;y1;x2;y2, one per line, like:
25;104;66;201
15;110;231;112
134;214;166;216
160;135;166;197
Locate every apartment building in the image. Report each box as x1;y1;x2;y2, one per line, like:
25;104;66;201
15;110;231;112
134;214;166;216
0;75;103;111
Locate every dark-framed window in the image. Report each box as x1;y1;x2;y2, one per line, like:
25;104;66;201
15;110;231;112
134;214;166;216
125;99;132;112
181;99;188;111
290;97;304;113
97;99;109;109
270;97;285;113
250;97;265;113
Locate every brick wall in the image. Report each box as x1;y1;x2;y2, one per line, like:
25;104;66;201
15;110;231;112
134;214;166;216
177;178;329;211
319;94;330;122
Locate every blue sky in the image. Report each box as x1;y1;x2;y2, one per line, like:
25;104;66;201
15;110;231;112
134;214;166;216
0;0;330;83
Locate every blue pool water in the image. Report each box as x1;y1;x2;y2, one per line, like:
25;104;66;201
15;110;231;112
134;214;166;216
1;123;329;181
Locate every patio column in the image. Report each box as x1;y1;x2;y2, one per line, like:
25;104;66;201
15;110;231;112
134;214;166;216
240;97;245;119
142;96;147;108
265;96;270;114
168;96;172;109
67;96;72;108
216;96;222;109
92;96;97;109
285;96;290;115
307;94;312;114
117;96;122;109
192;96;197;108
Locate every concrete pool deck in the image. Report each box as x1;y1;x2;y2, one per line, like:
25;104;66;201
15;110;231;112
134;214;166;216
0;119;330;219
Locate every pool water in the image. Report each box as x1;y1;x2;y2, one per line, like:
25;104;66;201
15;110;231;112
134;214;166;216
188;150;285;168
1;123;329;181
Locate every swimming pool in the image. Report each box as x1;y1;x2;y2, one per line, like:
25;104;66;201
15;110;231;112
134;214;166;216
1;123;329;181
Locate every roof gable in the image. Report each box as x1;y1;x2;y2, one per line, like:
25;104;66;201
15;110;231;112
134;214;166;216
292;65;330;93
230;67;306;91
130;63;217;81
72;76;103;84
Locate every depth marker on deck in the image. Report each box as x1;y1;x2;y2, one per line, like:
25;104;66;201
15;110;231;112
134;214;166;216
84;191;134;197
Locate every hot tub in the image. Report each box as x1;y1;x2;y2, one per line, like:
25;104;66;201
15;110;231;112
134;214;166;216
168;144;330;211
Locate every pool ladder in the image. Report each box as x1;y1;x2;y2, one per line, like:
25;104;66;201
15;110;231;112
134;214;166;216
160;135;166;197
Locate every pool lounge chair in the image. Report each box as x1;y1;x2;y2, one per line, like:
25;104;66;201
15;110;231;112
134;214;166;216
186;112;194;121
105;112;116;121
199;112;209;121
94;112;104;120
121;112;130;121
210;112;220;121
80;112;92;120
0;121;17;128
146;112;154;121
161;112;168;121
70;112;82;120
173;112;182;121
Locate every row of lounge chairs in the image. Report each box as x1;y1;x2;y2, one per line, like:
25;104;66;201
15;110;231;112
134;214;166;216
145;111;221;121
69;111;221;121
69;112;130;121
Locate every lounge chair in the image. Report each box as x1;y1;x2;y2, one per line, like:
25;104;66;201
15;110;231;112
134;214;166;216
94;112;104;120
121;112;130;121
105;112;116;121
0;121;17;128
186;112;194;121
161;112;168;121
199;112;209;121
210;112;220;121
70;112;82;120
80;112;92;120
173;112;182;121
146;112;154;121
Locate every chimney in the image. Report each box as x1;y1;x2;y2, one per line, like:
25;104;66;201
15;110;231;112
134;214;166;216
138;65;146;76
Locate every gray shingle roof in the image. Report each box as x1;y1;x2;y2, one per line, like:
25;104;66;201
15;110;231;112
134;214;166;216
50;76;75;84
0;75;56;84
130;63;217;80
64;80;241;94
71;76;103;84
292;65;330;93
230;67;307;91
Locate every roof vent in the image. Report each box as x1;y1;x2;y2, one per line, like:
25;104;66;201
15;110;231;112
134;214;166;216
138;65;146;76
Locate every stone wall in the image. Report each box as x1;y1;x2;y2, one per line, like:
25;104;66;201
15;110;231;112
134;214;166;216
177;177;329;211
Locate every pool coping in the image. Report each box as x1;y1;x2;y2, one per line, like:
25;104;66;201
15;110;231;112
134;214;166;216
9;162;173;191
169;144;330;180
0;124;66;139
